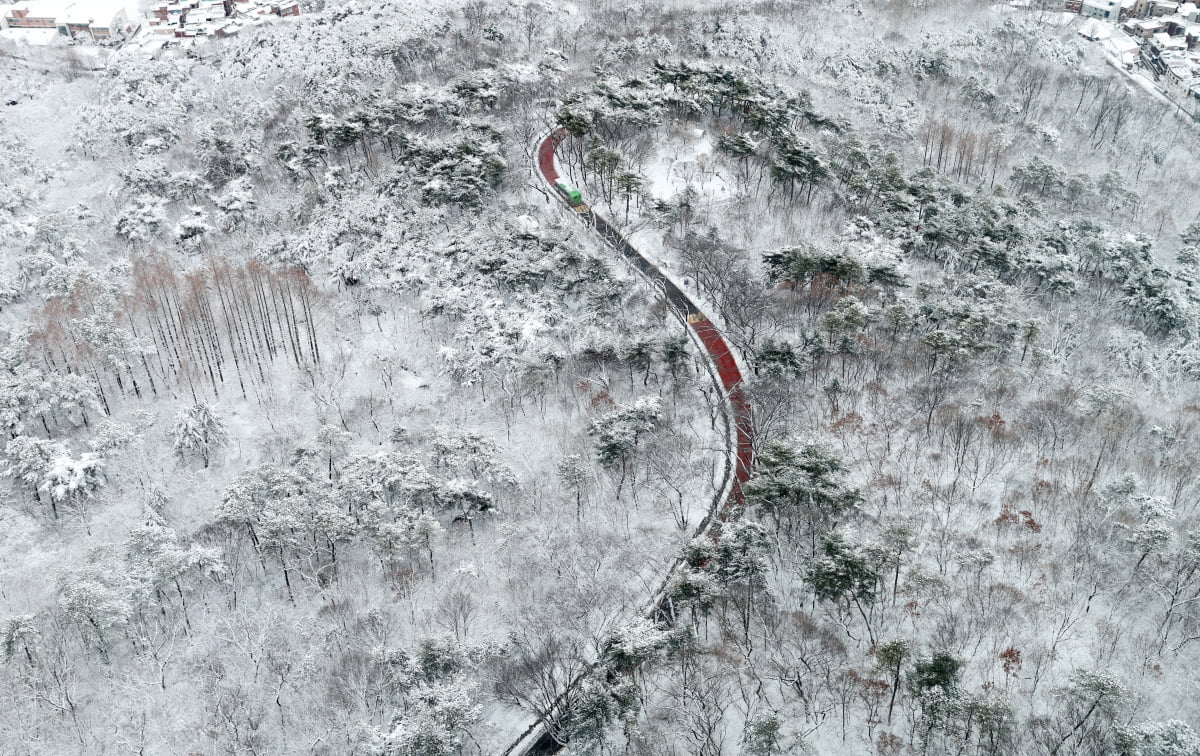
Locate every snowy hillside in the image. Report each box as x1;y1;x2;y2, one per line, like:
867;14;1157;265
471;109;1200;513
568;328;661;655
0;1;1199;755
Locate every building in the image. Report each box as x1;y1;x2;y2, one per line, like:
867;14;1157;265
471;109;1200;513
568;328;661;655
1151;29;1190;51
1083;0;1122;17
1128;16;1166;34
1163;14;1190;32
0;0;134;41
1106;30;1143;63
1161;54;1198;90
2;3;59;31
1080;17;1110;37
1127;16;1168;35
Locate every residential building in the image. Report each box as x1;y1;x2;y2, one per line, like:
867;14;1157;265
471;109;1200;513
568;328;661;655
1080;17;1109;37
1151;29;1190;50
1127;0;1153;16
1128;17;1168;35
144;0;298;43
1161;54;1197;90
1106;29;1143;62
1083;0;1121;18
1164;14;1191;32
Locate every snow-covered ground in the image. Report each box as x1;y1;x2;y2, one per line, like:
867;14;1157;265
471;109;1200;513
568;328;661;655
642;126;734;205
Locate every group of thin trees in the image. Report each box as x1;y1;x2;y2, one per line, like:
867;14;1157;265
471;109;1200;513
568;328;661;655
917;117;1010;185
28;256;322;408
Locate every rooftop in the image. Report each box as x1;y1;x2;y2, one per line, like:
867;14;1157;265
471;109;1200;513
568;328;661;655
1106;31;1141;53
1079;18;1112;39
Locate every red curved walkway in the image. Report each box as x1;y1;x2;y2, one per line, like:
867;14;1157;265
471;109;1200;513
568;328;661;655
538;129;752;506
507;131;755;756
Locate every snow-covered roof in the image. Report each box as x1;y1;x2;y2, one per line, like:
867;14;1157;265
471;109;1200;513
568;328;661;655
1166;61;1194;79
1106;31;1141;53
1079;18;1113;40
0;25;60;44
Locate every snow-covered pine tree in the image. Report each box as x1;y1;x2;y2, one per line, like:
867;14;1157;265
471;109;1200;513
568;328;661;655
172;402;230;468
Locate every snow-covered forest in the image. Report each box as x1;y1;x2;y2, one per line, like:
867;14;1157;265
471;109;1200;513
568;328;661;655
1;0;1199;754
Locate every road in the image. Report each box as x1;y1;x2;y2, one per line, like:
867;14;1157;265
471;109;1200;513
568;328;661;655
503;130;754;755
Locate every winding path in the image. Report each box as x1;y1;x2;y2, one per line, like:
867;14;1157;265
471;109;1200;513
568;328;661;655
503;129;754;756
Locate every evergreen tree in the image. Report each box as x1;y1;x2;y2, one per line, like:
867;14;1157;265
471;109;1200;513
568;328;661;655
172;402;230;468
746;439;861;551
